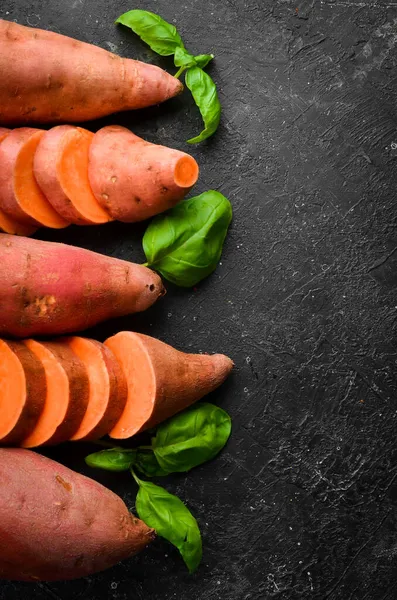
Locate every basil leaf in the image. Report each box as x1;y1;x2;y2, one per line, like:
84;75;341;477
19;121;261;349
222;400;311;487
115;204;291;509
85;448;136;472
174;48;214;70
134;477;202;573
152;403;231;473
185;67;221;143
143;190;232;287
174;47;197;69
116;10;184;56
193;54;214;69
135;450;171;477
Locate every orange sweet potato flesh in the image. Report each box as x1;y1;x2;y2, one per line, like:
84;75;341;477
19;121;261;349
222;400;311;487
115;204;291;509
0;19;183;125
0;128;37;236
0;128;69;228
0;340;46;445
0;448;155;581
22;340;89;447
105;332;234;439
89;126;199;222
0;235;165;337
65;337;128;441
34;126;113;225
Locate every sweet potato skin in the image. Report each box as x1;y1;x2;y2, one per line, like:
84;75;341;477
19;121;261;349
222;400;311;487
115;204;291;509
0;448;155;581
0;20;183;125
0;234;165;337
89;126;199;222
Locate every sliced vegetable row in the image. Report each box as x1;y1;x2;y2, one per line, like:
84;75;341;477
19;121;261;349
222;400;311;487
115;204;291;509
0;331;233;448
0;125;199;235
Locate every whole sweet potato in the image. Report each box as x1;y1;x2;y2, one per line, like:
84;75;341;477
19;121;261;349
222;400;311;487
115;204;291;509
0;448;154;581
0;20;182;125
0;234;164;337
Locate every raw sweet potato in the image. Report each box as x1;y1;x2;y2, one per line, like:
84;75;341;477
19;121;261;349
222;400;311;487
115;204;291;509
65;337;128;441
89;126;199;222
0;19;183;125
0;127;37;236
0;128;69;228
34;126;113;225
0;448;155;581
105;331;234;439
0;340;46;446
0;235;164;337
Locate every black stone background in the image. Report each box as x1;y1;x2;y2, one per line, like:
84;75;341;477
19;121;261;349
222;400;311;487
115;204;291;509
1;0;397;598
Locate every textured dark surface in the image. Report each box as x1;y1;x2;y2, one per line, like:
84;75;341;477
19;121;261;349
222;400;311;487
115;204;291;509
1;0;397;598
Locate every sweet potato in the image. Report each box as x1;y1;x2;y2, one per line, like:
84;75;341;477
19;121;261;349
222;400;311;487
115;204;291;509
0;448;155;581
65;337;128;441
34;126;113;225
89;126;199;222
0;340;46;445
0;235;164;337
0;19;183;125
0;128;69;228
22;340;89;447
105;332;234;439
0;127;37;236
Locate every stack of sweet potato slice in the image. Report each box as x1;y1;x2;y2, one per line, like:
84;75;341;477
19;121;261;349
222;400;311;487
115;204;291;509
0;125;199;235
0;332;233;448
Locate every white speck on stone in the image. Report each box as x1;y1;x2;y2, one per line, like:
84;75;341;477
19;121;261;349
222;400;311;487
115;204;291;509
167;312;172;318
111;582;118;590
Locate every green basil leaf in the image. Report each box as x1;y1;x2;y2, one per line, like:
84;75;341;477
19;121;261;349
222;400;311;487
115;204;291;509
135;450;171;477
116;10;185;56
143;190;232;287
85;448;137;472
135;478;202;573
193;54;214;69
185;67;221;143
152;403;231;473
174;47;197;69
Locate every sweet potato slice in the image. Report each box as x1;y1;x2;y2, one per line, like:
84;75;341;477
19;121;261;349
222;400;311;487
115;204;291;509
105;332;234;439
34;126;113;225
22;340;89;447
65;337;128;441
0;128;68;228
0;208;38;236
0;340;46;445
0;128;38;236
89;126;199;222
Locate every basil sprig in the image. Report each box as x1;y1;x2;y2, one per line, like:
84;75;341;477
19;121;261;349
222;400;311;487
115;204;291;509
143;191;232;287
85;403;231;572
132;472;202;573
116;10;221;143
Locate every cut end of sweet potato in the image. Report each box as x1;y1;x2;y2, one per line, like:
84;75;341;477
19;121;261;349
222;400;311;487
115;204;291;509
174;155;199;188
105;333;155;439
105;331;234;440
